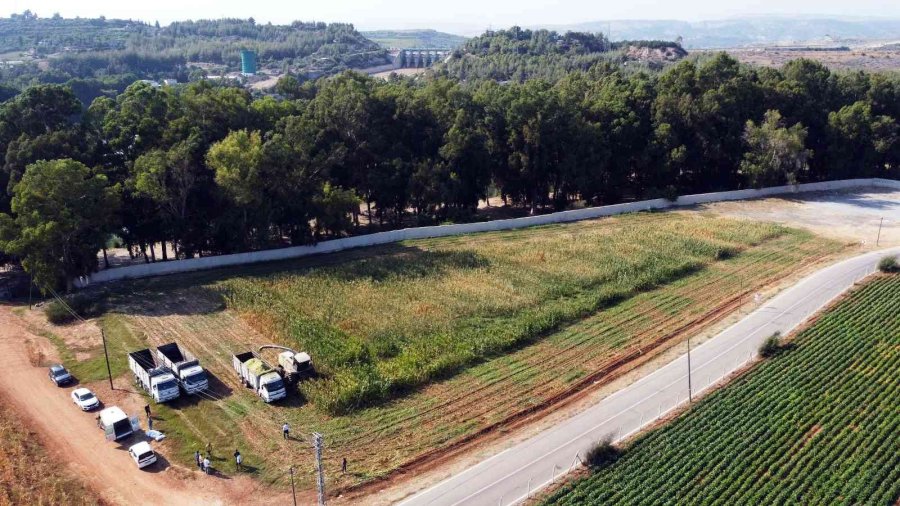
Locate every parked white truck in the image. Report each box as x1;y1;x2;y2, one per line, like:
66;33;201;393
156;342;209;395
232;351;287;403
128;349;181;403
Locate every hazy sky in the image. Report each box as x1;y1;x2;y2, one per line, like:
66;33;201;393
8;0;900;34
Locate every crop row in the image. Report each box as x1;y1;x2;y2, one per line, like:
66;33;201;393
219;214;795;414
544;274;900;506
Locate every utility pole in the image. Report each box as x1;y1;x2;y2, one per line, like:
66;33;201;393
687;336;693;403
101;327;114;391
289;466;297;506
876;217;884;247
313;432;326;506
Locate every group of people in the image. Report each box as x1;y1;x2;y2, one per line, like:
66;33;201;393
195;442;244;475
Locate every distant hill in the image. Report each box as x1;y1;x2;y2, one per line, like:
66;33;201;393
540;17;900;49
438;27;685;82
362;29;468;49
0;12;388;79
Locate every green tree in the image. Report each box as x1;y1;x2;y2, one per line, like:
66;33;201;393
0;159;119;290
740;110;811;188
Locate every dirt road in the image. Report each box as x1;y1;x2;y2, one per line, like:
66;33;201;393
0;306;268;505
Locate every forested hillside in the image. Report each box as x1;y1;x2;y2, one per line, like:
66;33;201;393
437;27;686;81
0;12;387;92
362;29;468;49
1;53;898;290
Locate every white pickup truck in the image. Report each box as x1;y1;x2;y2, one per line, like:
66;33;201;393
232;351;286;403
128;349;181;403
156;342;209;395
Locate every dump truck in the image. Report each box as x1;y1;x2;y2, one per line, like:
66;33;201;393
128;349;181;403
259;345;314;384
156;342;209;395
232;351;286;403
97;406;139;441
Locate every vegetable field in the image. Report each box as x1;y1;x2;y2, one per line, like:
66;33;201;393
219;213;825;414
102;211;844;489
544;274;900;506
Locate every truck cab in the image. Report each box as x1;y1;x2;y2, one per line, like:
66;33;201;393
178;363;209;394
155;342;209;395
257;371;286;403
148;370;181;403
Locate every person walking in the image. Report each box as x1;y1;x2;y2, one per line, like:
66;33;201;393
234;449;243;471
203;456;211;475
341;457;347;474
282;422;290;440
147;415;153;431
144;404;151;418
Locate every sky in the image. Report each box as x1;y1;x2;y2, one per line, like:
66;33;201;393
8;0;900;34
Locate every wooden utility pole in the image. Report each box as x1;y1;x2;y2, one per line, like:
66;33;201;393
687;336;693;403
876;217;884;246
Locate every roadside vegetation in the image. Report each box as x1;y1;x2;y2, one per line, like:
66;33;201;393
0;396;104;505
544;273;900;505
71;212;842;490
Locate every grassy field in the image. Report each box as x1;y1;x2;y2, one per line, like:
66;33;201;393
0;397;104;505
544;273;900;505
46;211;845;490
220;212;822;414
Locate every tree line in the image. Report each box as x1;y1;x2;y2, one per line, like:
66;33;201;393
1;53;899;289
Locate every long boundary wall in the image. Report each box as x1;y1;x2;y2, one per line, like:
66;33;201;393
76;178;899;287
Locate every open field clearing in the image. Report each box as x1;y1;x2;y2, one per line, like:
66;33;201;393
701;188;900;247
719;47;900;72
543;273;900;505
0;396;105;505
43;211;843;492
217;213;834;415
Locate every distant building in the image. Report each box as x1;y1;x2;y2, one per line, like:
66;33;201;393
162;78;178;86
240;50;258;75
139;79;161;88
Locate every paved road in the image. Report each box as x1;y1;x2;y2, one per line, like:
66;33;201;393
398;247;900;506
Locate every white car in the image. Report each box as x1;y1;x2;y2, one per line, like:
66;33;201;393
70;388;100;411
128;441;157;469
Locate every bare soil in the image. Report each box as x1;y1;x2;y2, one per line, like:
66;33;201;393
698;188;900;248
0;305;283;506
711;48;900;71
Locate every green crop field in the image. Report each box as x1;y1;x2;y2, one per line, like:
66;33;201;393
544;273;900;506
61;211;844;490
218;212;823;414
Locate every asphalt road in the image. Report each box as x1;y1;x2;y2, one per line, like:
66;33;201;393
397;247;900;506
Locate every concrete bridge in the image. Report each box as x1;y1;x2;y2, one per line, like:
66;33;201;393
391;48;453;69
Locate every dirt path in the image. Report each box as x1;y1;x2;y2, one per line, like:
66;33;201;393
0;306;269;506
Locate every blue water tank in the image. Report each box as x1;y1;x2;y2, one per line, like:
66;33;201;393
240;50;257;75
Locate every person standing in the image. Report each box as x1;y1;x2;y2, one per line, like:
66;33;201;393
282;422;290;440
147;415;153;431
234;449;243;471
195;450;202;470
341;457;347;474
205;441;213;458
203;456;211;475
144;404;151;418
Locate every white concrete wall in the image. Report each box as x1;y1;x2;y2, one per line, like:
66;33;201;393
75;178;899;287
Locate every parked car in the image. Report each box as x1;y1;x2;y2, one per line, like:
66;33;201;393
128;441;157;469
70;387;100;411
48;364;73;386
